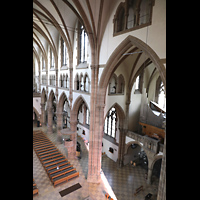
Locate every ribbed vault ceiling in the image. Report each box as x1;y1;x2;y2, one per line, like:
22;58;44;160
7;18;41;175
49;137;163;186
33;0;165;91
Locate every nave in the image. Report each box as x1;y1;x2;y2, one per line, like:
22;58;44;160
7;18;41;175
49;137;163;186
33;124;158;200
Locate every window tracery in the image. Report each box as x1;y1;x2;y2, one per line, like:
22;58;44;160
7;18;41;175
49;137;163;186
104;107;117;138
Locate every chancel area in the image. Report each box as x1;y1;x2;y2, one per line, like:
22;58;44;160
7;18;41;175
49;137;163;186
33;0;166;199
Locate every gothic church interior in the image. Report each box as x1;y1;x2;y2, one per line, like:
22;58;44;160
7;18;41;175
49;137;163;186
33;0;166;199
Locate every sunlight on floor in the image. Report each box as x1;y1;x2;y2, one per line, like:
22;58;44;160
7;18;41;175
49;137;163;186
100;170;118;200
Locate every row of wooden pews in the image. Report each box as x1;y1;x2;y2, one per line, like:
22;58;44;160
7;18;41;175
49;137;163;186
33;131;79;187
33;179;38;196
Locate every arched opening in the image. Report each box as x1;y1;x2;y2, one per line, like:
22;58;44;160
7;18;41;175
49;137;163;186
41;88;47;125
57;92;70;130
98;34;166;143
98;35;166;98
104;107;117;139
124;142;142;165
66;74;69;88
101;103;126;167
95;35;166;185
117;7;125;32
108;74;117;94
60;74;63;87
71;95;90;131
124;141;149;171
47;90;56;133
80;73;84;91
52;96;57;127
63;100;70;128
77;101;90;141
117;74;125;94
33;107;40;127
84;73;90;92
74;73;80;91
152;158;162;184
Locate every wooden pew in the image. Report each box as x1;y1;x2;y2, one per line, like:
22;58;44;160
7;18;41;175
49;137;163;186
105;193;114;200
134;185;143;196
33;179;38;196
43;158;67;169
36;147;58;155
34;145;55;152
45;160;70;172
47;163;72;175
40;152;61;159
41;155;64;164
52;171;79;187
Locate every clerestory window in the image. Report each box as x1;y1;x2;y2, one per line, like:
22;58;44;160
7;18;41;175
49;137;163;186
61;37;68;66
79;25;88;63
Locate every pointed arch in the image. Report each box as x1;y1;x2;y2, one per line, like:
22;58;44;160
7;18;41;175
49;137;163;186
79;72;84;91
74;73;79;91
71;95;90;123
151;154;163;170
104;102;126;134
98;35;166;106
33;106;40;120
108;73;117;94
117;74;125;93
83;72;90;92
124;140;144;155
57;91;69;113
41;88;47;104
47;89;56;107
105;102;125;122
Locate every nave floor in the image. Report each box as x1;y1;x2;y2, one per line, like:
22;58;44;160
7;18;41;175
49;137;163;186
33;124;158;200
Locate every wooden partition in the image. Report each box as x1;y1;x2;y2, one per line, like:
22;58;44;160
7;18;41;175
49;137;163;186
33;131;79;187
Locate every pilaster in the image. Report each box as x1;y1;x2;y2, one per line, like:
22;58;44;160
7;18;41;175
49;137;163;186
56;111;63;142
147;167;153;184
47;106;53;134
69;66;73;110
40;103;46;126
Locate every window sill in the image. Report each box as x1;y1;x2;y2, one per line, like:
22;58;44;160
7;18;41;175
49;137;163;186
76;62;88;69
108;93;124;96
113;22;151;37
103;134;118;146
73;90;90;95
61;65;68;70
58;86;69;91
78;122;90;130
50;67;55;71
134;89;141;94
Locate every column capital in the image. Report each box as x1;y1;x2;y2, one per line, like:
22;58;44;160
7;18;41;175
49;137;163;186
90;64;98;70
47;106;54;112
118;127;128;133
40;103;45;108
